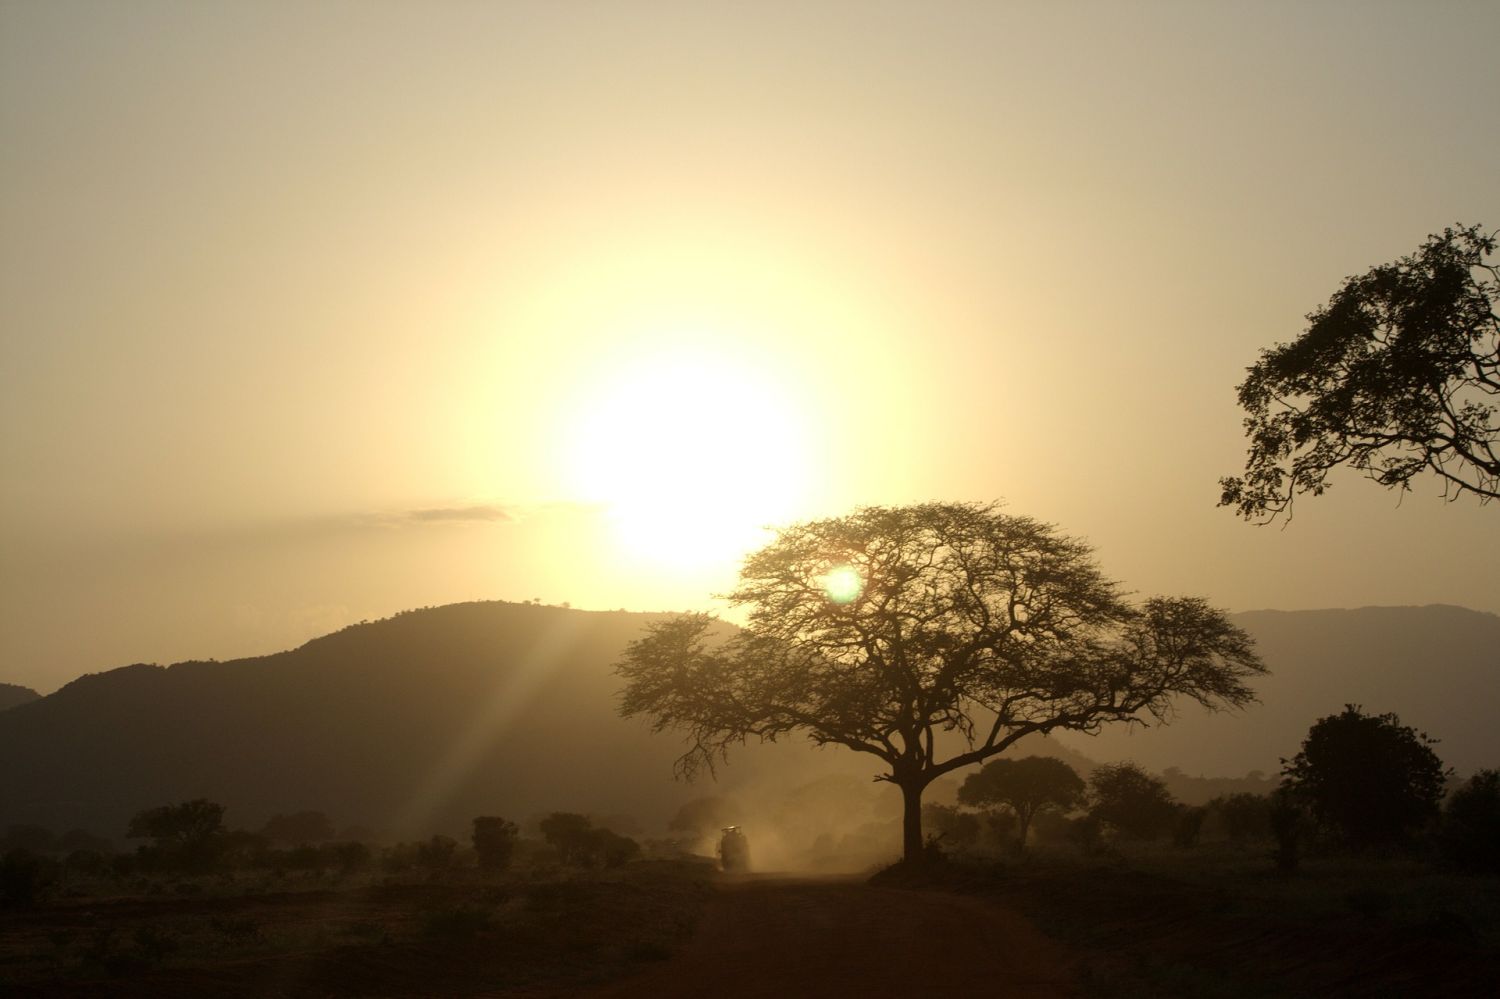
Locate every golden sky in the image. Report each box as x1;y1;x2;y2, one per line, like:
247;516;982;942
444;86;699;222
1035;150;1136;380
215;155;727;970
3;1;1497;691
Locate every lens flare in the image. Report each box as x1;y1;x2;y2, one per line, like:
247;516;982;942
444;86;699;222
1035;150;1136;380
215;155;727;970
822;566;862;604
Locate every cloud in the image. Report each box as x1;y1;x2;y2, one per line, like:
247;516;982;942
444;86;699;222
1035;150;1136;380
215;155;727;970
404;504;515;524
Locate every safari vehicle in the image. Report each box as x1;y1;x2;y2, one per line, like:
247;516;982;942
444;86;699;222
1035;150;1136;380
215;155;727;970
718;825;750;872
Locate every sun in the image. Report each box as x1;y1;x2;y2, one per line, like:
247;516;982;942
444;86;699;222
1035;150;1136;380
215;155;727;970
563;348;812;570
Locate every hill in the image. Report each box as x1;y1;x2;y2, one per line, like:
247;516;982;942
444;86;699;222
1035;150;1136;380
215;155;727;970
3;602;1495;841
0;682;39;713
0;602;869;840
1058;604;1500;777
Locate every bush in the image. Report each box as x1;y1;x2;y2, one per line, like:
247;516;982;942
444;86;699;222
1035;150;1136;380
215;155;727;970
1173;805;1208;848
472;817;520;871
921;804;982;851
1438;769;1500;874
1281;705;1449;851
538;813;639;868
1208;792;1273;842
0;848;59;907
1088;763;1178;840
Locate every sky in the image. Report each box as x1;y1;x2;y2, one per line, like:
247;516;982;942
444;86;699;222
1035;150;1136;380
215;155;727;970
3;0;1497;693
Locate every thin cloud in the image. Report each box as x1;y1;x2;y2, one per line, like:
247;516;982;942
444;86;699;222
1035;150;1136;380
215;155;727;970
405;505;515;524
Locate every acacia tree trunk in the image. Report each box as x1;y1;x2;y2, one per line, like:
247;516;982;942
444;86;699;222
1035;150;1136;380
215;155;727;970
1017;806;1034;851
900;779;925;864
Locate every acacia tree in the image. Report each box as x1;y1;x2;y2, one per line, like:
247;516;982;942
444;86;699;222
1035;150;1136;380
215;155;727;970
616;502;1265;864
957;756;1084;849
1281;704;1450;851
1221;224;1499;520
1087;762;1178;840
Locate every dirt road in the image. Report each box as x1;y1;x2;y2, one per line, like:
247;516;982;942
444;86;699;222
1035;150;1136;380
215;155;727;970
582;876;1076;998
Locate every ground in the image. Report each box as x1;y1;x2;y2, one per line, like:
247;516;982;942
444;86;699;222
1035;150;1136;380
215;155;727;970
577;875;1075;998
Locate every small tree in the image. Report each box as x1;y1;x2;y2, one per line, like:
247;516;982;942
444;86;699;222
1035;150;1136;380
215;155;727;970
1437;769;1500;874
126;799;226;871
1088;763;1178;840
1281;704;1450;851
617;502;1265;864
472;816;520;871
1222;224;1499;520
1208;792;1273;842
921;803;982;851
539;812;597;866
957;756;1085;849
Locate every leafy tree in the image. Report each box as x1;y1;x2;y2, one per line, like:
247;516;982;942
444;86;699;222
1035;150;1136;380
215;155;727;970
1437;769;1500;874
617;502;1264;864
1281;704;1450;850
957;756;1085;849
415;835;458;874
0;849;58;908
921;803;982;851
126;799;226;870
591;828;640;868
539;812;595;866
472;816;520;871
1222;224;1499;520
1208;792;1273;842
537;813;638;868
1088;762;1178;840
260;811;335;845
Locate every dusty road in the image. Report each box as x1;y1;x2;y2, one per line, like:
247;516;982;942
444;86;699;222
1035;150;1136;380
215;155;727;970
581;876;1076;998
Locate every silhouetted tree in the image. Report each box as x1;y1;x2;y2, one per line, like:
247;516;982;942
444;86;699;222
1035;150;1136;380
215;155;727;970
472;816;520;871
0;849;58;908
1208;792;1273;842
958;756;1085;849
921;803;982;851
1088;763;1178;840
126;799;226;870
1281;705;1450;850
1437;769;1500;874
415;835;458;874
1222;224;1499;520
539;812;597;866
260;811;335;845
538;812;638;868
1269;786;1308;873
591;827;640;868
617;503;1264;864
1173;804;1208;847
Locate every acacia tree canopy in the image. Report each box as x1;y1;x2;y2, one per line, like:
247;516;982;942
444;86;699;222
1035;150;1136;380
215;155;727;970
958;755;1084;848
1221;224;1499;521
616;502;1265;864
1281;704;1450;850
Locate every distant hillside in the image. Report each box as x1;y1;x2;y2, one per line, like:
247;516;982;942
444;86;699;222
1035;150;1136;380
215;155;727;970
0;682;40;713
0;603;868;839
4;602;1495;840
1058;605;1500;777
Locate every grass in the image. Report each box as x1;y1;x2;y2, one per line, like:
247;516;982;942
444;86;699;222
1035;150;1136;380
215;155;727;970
936;839;1500;999
0;859;712;997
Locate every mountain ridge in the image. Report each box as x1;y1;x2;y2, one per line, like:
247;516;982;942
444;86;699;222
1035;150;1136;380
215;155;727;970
3;600;1495;839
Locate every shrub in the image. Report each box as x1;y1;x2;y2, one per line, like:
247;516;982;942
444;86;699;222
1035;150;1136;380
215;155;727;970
1281;705;1449;851
1438;769;1500;874
1088;763;1178;840
0;848;59;907
1208;792;1273;842
472;816;520;871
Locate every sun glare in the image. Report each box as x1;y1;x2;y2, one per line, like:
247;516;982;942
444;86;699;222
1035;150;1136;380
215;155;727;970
821;566;863;604
564;348;812;571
